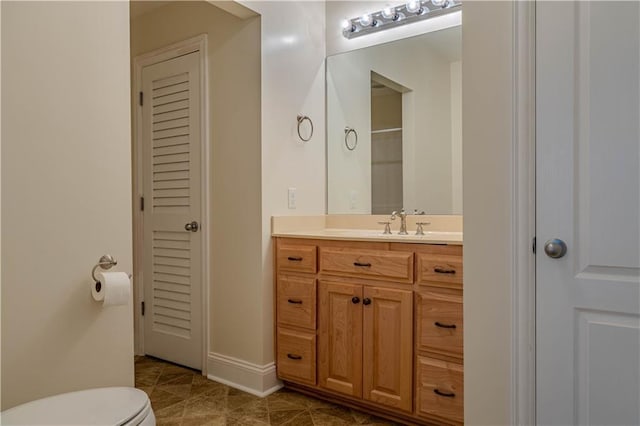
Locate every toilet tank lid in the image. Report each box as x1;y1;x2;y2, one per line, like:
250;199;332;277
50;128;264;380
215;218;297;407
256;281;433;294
0;387;150;426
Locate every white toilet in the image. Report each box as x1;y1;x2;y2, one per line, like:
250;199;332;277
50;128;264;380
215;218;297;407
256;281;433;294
0;387;155;426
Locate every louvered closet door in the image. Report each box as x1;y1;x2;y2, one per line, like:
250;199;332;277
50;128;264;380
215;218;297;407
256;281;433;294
142;51;202;370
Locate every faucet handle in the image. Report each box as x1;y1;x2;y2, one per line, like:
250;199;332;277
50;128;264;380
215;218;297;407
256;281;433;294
415;222;431;235
378;221;392;235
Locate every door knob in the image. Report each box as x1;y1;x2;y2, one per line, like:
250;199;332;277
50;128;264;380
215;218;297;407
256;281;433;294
185;221;199;232
362;298;371;306
544;238;567;259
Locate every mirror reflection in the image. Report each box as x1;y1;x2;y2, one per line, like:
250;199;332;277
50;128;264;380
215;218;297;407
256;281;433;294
326;25;462;214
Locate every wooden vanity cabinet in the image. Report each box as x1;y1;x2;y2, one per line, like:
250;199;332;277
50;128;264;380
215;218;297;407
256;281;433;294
415;244;464;425
275;237;464;425
275;242;318;385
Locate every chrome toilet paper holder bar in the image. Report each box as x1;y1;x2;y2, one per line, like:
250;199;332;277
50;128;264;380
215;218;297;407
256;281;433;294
92;255;117;289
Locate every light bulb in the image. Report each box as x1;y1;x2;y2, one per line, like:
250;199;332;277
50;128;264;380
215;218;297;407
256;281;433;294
359;14;373;27
341;19;355;32
382;7;396;19
406;0;422;13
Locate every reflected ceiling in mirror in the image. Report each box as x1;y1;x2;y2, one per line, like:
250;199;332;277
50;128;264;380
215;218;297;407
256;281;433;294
326;25;462;215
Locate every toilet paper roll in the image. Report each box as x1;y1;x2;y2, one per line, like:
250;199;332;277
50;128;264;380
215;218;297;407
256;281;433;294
92;271;130;306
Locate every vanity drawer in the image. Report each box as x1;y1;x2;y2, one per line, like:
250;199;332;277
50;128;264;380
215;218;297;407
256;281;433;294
416;356;464;424
277;276;316;330
277;328;316;385
277;245;317;274
417;253;463;288
416;290;463;358
319;248;413;283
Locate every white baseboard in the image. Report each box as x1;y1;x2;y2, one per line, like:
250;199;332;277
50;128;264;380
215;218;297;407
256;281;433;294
206;352;282;397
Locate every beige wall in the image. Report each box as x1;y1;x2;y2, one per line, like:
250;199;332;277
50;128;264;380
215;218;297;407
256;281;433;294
463;2;514;424
241;1;327;370
1;1;133;409
130;2;262;364
450;61;462;214
0;1;3;406
372;92;402;131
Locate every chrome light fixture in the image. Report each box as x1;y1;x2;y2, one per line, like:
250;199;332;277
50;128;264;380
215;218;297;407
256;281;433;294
342;0;461;39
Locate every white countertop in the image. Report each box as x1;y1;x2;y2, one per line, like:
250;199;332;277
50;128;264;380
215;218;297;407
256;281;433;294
271;215;463;245
273;228;463;245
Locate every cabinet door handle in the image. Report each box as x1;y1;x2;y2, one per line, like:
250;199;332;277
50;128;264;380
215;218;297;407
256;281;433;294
362;298;372;306
354;262;372;267
287;298;303;304
287;353;302;360
434;389;456;398
352;296;360;304
434;267;456;274
434;322;457;329
287;256;303;262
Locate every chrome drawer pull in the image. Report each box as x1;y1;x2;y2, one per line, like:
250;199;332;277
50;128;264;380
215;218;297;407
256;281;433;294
434;267;456;274
434;322;457;329
354;262;372;267
434;389;455;398
287;298;303;304
287;353;302;360
287;256;303;262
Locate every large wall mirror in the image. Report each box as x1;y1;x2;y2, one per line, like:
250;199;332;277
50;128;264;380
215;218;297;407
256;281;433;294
327;25;462;215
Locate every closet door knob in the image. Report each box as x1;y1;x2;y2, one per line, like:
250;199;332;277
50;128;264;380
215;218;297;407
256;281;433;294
363;298;371;306
185;221;199;232
352;296;360;304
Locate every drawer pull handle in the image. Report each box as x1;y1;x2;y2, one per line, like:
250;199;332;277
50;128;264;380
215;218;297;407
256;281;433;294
354;262;372;267
352;296;360;304
362;298;372;306
287;256;303;262
434;322;457;329
287;298;303;304
434;389;456;398
434;267;456;274
287;353;302;360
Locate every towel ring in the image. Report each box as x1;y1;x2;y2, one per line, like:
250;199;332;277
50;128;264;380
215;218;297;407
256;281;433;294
296;115;313;142
344;127;358;151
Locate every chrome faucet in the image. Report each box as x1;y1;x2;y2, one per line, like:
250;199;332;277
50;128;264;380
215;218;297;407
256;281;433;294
391;209;408;235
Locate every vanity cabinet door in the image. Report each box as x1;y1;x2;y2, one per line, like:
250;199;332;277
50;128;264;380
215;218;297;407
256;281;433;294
277;328;316;385
417;253;463;288
320;248;414;283
362;286;413;412
416;356;464;424
277;275;316;330
416;289;463;359
318;280;363;398
277;244;317;274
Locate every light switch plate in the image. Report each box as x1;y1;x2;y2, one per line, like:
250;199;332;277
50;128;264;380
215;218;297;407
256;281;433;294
288;187;297;209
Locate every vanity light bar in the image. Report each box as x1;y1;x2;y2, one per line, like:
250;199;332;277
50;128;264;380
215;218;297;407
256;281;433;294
342;0;461;39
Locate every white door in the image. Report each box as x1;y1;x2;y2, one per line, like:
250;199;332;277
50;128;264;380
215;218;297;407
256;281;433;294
142;52;203;370
537;2;640;425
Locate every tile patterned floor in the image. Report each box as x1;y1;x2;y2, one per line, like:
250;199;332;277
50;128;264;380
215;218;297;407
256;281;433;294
135;356;404;426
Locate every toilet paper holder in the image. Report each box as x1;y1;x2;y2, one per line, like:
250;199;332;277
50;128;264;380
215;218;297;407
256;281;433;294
92;254;117;291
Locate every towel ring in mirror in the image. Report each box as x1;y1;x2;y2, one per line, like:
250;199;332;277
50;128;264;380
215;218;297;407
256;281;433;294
344;127;358;151
297;114;313;142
